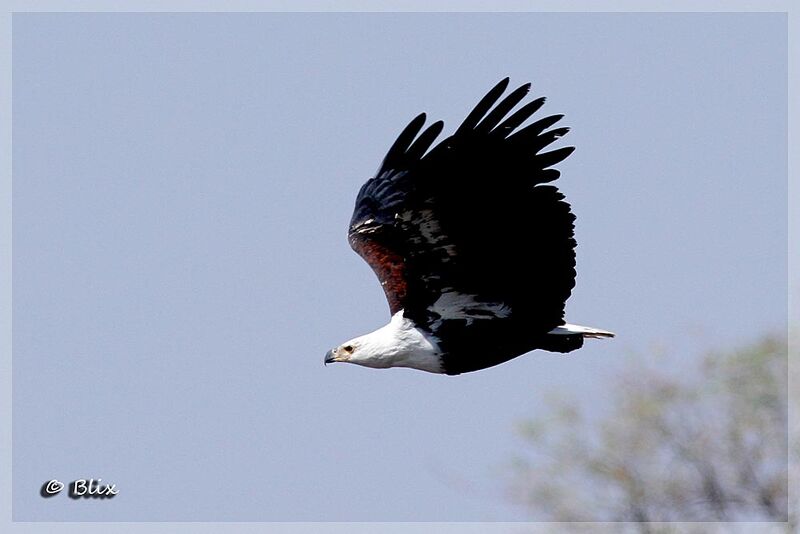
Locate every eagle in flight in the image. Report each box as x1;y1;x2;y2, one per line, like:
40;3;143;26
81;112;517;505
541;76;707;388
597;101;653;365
325;78;613;375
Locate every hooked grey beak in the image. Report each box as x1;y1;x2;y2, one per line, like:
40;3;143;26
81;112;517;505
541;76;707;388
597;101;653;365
324;349;336;365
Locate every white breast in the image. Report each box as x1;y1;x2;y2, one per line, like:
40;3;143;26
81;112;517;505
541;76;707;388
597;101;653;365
348;311;444;373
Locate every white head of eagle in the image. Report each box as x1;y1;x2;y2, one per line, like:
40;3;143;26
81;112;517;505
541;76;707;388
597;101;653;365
326;78;614;375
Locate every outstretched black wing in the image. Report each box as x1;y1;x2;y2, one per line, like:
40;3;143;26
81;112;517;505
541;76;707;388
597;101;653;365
349;78;577;338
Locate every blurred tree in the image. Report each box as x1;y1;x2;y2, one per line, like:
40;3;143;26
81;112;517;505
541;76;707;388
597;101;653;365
508;334;789;528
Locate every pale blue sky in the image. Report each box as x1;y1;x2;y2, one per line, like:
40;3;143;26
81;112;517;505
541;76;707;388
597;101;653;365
12;12;786;521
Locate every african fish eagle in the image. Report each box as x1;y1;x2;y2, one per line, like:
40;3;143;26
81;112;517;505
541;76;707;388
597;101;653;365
325;78;614;375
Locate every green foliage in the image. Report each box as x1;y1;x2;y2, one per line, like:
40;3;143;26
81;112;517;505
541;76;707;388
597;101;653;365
508;335;789;525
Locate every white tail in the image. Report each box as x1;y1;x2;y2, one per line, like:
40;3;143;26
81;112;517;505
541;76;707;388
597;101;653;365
548;323;616;339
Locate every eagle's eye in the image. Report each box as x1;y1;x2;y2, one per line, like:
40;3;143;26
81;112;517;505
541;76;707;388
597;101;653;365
343;345;354;353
